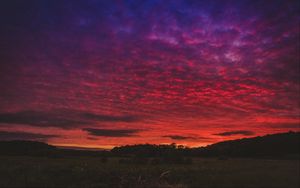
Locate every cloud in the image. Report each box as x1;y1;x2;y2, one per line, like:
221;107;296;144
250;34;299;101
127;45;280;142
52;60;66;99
0;111;85;129
83;128;141;137
163;135;197;140
162;135;213;141
213;130;255;136
0;130;58;141
266;123;300;129
82;113;139;122
0;110;139;129
0;0;299;146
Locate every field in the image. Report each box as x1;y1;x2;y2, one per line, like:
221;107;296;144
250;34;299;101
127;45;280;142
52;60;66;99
0;156;299;188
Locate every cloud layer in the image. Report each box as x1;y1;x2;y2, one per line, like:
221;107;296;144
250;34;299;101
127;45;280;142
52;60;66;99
0;131;58;141
213;130;255;136
83;128;141;137
163;135;197;140
0;0;299;147
0;110;138;129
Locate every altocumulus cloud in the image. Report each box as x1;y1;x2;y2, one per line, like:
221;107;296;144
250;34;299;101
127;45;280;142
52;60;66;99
163;135;212;141
163;135;197;140
0;110;139;129
0;130;58;141
83;128;141;137
0;111;85;129
213;130;255;136
82;113;139;122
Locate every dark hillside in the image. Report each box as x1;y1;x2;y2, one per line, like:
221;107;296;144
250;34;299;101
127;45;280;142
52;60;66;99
0;140;56;156
0;140;109;157
199;131;300;158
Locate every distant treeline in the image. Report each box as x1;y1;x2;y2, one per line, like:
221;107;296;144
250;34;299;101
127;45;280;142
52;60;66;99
0;132;299;159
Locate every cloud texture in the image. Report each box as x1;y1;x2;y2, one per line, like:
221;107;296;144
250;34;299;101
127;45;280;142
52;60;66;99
0;0;299;147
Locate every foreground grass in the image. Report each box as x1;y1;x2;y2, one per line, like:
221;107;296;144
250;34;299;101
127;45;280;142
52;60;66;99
0;156;299;188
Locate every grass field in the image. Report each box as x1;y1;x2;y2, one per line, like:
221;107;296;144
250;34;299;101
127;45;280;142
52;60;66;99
0;156;299;188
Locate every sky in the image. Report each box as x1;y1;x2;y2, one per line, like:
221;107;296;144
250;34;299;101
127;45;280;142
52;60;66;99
0;0;299;149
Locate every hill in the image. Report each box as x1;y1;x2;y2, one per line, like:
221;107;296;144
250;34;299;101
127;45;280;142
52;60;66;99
199;131;300;158
0;140;108;157
0;140;56;156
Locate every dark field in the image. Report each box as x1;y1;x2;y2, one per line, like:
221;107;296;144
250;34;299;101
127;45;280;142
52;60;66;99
0;156;299;188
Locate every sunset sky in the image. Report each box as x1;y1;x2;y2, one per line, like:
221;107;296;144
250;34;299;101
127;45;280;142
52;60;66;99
0;0;299;149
